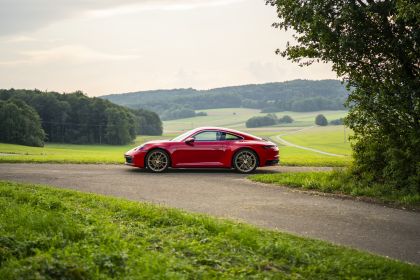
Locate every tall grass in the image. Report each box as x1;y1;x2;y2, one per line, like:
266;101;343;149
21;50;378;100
1;181;419;279
249;170;420;208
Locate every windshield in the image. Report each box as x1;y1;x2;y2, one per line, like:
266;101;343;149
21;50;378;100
171;129;195;142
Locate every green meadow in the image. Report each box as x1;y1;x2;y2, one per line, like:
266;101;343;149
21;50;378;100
0;136;166;164
163;108;348;133
0;109;352;166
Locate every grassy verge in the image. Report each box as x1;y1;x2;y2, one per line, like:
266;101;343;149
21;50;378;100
249;171;420;208
0;181;419;279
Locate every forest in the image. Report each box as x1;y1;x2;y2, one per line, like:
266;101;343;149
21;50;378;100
102;79;348;120
0;89;162;146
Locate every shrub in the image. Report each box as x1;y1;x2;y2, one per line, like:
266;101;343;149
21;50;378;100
278;115;294;124
315;114;328;126
329;118;344;125
246;115;277;128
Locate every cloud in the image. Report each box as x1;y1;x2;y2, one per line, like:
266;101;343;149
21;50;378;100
0;45;140;65
0;0;242;36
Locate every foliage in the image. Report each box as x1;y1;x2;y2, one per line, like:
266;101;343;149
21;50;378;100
1;181;419;279
249;170;420;208
246;114;277;128
103;80;348;115
0;99;45;147
315;114;328;126
329;118;344;125
131;109;163;136
267;0;420;192
278;115;294;124
196;111;208;117
246;114;295;128
160;107;209;121
0;89;163;145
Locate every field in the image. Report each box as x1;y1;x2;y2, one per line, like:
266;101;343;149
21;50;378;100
277;126;352;156
0;109;352;166
0;136;165;164
163;108;348;133
1;181;418;279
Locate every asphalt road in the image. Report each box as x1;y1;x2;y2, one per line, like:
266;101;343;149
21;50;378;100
1;163;419;264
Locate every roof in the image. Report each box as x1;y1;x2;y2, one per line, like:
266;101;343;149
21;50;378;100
193;127;261;140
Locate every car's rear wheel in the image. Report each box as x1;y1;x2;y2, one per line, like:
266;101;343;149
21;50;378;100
146;149;170;173
233;149;258;173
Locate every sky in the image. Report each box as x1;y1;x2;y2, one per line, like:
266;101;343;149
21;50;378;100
0;0;336;96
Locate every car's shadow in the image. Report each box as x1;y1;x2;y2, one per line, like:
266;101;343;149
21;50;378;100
125;167;277;175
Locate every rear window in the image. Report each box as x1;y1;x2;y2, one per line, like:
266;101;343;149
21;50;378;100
224;133;242;140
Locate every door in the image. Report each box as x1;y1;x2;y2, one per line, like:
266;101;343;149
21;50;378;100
173;131;226;167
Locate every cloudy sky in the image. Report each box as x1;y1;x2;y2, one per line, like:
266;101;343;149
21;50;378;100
0;0;336;96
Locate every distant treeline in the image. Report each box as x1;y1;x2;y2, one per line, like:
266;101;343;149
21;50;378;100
102;80;348;120
246;114;294;128
0;89;162;146
160;107;207;121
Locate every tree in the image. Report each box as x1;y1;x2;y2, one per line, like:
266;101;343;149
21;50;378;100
246;114;277;128
315;114;328;126
267;0;420;191
278;115;294;124
132;109;163;136
0;99;45;147
0;89;162;144
104;108;134;145
330;118;344;125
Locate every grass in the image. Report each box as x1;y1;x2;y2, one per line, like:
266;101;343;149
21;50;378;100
249;170;420;208
0;136;170;164
0;109;352;167
279;126;353;156
1;181;419;279
277;146;352;167
163;108;348;133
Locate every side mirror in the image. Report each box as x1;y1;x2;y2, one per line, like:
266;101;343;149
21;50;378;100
185;137;195;145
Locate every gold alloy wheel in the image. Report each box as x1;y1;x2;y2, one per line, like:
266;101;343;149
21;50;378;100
234;150;257;173
147;150;169;172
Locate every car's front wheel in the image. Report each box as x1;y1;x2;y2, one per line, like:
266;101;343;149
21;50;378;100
145;149;170;173
233;149;258;173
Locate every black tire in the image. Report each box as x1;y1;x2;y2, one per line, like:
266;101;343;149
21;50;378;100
233;149;258;174
145;149;170;173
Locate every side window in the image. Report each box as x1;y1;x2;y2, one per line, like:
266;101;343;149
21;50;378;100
225;133;242;141
193;131;218;141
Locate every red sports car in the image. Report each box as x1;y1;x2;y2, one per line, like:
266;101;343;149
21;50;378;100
124;127;279;173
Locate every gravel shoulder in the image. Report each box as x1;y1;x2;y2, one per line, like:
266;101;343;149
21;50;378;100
0;163;419;264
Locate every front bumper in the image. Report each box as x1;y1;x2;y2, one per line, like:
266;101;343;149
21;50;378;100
124;155;134;165
124;150;147;168
265;159;279;166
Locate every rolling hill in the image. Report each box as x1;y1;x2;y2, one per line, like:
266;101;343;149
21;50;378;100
101;80;349;120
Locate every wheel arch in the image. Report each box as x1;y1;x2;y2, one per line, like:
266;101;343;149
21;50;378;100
145;147;172;168
231;147;260;168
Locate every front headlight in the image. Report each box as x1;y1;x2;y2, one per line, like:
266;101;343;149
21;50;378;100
134;145;145;151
